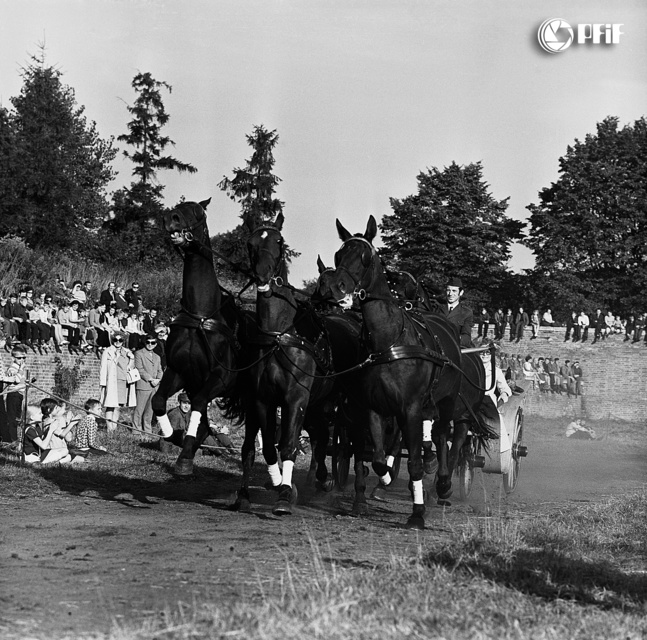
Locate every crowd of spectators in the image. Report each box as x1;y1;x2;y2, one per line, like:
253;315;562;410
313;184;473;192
498;351;584;398
476;307;646;346
0;279;170;357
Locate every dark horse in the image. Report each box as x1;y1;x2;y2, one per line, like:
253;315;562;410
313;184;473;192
152;199;243;474
222;213;364;515
330;216;468;529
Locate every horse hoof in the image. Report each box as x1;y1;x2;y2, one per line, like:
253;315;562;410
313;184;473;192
174;459;194;476
405;515;425;530
370;485;389;502
315;478;334;493
264;480;281;492
352;500;369;516
272;486;293;515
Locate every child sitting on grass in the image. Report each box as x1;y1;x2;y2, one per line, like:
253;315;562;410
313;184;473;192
71;398;108;457
22;403;83;465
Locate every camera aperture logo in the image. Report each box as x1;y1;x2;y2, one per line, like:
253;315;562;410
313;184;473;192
538;18;623;54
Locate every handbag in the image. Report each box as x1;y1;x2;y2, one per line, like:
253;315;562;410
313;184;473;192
126;368;141;384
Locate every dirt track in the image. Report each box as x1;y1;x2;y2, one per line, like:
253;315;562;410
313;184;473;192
1;420;646;639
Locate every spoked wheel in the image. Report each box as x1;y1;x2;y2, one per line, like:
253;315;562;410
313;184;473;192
503;407;527;494
457;438;477;500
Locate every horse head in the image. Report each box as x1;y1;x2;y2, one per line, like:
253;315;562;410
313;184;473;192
164;199;211;249
247;212;286;293
331;215;385;303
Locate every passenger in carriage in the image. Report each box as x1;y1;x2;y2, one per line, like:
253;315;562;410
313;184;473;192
478;349;512;426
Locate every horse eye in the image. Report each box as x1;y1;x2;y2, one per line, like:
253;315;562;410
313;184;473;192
361;249;371;267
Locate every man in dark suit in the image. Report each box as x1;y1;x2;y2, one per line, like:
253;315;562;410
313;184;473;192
514;307;529;342
133;334;164;436
592;308;605;344
436;277;473;347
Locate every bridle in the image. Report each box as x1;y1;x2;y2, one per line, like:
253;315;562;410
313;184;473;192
333;236;379;301
249;225;286;291
168;204;211;257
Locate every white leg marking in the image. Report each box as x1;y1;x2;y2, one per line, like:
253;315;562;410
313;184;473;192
281;460;294;487
380;473;392;486
267;463;282;486
413;479;424;505
423;419;433;442
158;414;173;438
386;455;395;468
187;411;201;438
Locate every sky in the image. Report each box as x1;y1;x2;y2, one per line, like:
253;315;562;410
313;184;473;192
1;0;645;286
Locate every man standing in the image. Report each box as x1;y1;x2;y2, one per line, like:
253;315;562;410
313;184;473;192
572;360;583;396
436;277;473;347
133;334;164;437
493;308;504;340
592;309;605;344
477;308;490;341
514;307;529;342
577;310;590;343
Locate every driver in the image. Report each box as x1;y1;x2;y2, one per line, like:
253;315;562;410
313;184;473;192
436;277;474;347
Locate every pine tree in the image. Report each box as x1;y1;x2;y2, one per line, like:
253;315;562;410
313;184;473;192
104;72;197;265
0;48;117;254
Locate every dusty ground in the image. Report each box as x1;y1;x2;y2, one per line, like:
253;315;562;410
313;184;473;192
1;419;646;639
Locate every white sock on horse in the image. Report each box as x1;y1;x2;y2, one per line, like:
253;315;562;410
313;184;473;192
281;460;294;487
267;463;282;487
386;455;395;468
380;472;392;486
412;479;424;505
186;411;201;438
157;414;173;438
423;419;433;442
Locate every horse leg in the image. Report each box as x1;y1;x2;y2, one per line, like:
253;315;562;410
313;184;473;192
432;398;456;502
306;407;334;492
272;397;307;515
351;415;369;516
400;401;426;530
231;410;262;512
151;368;184;437
446;419;469;483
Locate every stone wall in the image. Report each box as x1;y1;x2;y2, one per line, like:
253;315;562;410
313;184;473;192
6;323;647;422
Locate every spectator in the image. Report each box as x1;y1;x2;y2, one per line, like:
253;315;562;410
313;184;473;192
514;307;529;343
22;405;75;464
46;297;65;351
159;392;191;453
493;308;505;340
83;281;94;304
104;306;120;339
69;281;87;308
99;282;117;308
613;315;624;335
23;287;35;311
530;309;540;340
29;301;52;351
503;308;514;342
124;310;145;350
536;357;550;393
564;311;577;342
2;345;28;445
565;419;598;440
125;282;143;312
143;308;159;335
99;332;137;432
0;296;15;346
522;354;538;389
133;335;164;437
70;398;108;457
58;299;82;349
541;309;555;327
477;308;490;341
88;302;110;353
6;292;29;345
624;314;636;342
591;308;605;344
561;359;575;397
115;286;129;312
553;357;563;394
577;310;590;343
154;324;169;369
545;357;558;394
633;314;645;344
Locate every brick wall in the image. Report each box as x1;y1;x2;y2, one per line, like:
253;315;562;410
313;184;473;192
475;325;647;421
7;324;647;422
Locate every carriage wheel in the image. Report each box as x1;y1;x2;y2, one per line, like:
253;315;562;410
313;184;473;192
457;438;476;500
503;407;526;494
336;456;351;491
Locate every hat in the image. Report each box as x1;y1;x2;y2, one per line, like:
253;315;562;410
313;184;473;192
178;393;190;404
446;277;463;289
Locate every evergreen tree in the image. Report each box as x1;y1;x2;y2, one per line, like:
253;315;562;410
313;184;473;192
0;49;117;254
525;116;647;314
104;72;197;265
381;162;523;306
216;125;296;278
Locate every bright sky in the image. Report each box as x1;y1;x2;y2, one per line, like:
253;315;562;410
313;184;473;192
1;0;645;285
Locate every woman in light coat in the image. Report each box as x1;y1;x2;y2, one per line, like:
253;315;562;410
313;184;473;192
99;332;137;432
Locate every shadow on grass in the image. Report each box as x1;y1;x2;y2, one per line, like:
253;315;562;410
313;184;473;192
425;545;647;610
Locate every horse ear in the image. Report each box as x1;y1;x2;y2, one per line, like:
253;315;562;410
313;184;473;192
199;198;211;210
274;212;284;231
336;219;352;242
317;255;326;274
364;215;377;242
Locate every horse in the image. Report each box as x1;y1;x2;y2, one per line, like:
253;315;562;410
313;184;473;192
152;199;246;475
329;215;469;529
222;213;365;515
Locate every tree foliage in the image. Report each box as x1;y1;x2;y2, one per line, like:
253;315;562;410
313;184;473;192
380;161;523;307
0;49;117;255
103;72;197;266
216;125;297;279
525;116;647;314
